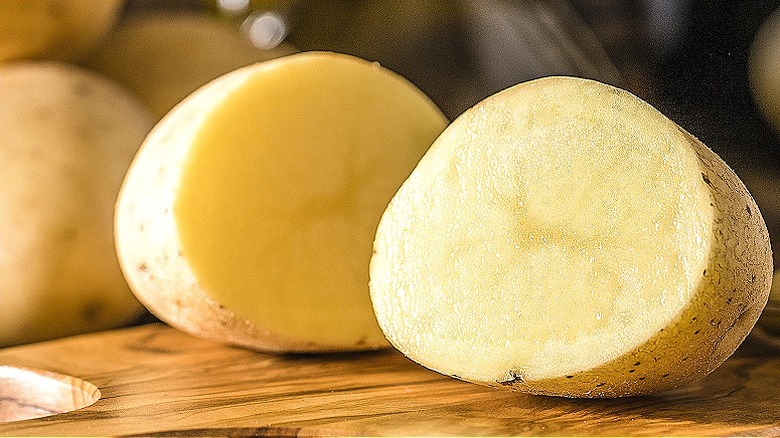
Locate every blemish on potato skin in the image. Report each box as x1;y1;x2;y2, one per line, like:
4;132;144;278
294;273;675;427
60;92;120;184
499;370;524;386
80;299;105;323
138;263;149;272
72;82;91;97
701;173;712;185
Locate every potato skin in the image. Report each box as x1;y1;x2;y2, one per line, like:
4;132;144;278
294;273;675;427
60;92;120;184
0;0;123;62
0;62;153;346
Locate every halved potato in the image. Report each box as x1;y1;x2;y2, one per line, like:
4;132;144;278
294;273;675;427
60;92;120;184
369;76;773;397
115;51;448;352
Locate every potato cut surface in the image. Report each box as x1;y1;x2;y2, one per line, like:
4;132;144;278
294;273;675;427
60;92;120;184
116;52;448;352
370;76;772;397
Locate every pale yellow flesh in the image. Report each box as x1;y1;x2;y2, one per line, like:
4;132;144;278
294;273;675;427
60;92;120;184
370;77;715;384
173;53;448;348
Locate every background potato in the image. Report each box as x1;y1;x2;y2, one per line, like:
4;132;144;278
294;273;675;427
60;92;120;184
0;62;154;346
84;11;296;119
0;0;124;62
751;6;780;136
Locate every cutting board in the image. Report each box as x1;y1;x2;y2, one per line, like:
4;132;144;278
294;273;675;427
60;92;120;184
1;323;780;437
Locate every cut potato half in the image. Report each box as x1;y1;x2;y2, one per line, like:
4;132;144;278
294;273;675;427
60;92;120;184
369;76;773;397
115;52;448;352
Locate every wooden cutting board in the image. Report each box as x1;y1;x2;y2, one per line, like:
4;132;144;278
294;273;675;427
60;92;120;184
1;323;780;437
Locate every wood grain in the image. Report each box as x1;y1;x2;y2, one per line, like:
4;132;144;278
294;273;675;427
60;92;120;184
1;323;779;436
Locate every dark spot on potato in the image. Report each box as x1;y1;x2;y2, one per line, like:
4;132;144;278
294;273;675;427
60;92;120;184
164;208;170;214
178;250;184;257
72;82;91;97
634;361;641;366
701;173;711;185
138;263;148;272
638;377;646;380
662;373;670;378
500;371;524;385
139;223;145;232
565;375;574;379
751;275;756;283
628;369;635;373
46;0;65;17
356;336;368;346
62;227;78;241
80;300;105;323
682;357;688;361
727;297;734;304
694;329;701;335
702;269;707;276
34;107;52;121
746;205;752;217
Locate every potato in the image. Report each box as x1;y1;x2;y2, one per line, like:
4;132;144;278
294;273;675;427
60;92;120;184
84;12;296;119
0;0;123;62
0;62;154;346
115;52;448;352
750;7;780;134
369;76;773;397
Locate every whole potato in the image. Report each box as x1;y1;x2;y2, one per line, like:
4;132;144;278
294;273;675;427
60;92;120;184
750;6;780;135
84;11;296;119
0;62;154;346
0;0;124;62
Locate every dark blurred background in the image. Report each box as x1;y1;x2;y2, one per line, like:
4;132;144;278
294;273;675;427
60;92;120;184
133;0;780;260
